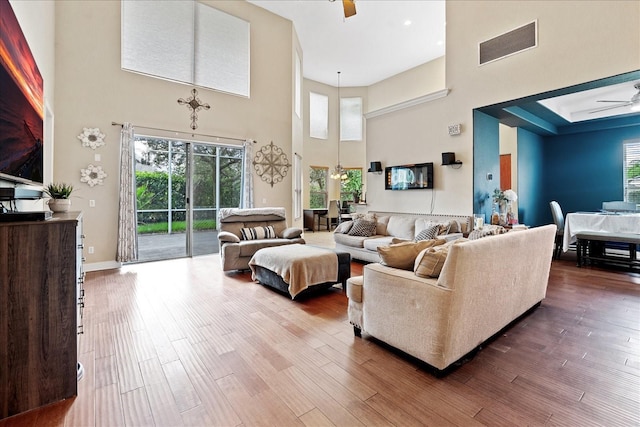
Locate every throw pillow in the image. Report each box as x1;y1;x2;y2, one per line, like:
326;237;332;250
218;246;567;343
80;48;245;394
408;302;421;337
347;219;377;237
377;239;445;270
351;212;377;223
240;225;276;240
414;224;440;241
414;245;450;278
334;220;354;234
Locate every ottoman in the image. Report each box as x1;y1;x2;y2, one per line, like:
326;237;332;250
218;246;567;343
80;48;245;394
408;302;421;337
249;244;351;299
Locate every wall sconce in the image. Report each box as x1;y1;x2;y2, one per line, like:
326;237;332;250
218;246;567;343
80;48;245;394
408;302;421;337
368;161;383;174
441;152;462;168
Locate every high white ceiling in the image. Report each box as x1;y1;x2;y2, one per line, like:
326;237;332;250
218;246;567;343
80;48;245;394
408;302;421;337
247;0;446;87
247;0;639;122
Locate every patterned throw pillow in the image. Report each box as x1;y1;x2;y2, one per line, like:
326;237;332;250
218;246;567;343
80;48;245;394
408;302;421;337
414;224;440;242
347;219;377;237
240;225;276;240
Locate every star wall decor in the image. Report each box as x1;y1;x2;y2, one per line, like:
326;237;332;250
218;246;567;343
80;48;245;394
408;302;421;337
177;88;210;130
252;141;292;187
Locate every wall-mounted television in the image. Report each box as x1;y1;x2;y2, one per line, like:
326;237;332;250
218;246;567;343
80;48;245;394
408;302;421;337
385;162;433;190
0;0;44;186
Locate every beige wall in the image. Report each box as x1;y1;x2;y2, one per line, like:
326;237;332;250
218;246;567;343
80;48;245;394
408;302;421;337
367;56;445;114
365;0;640;215
53;1;297;269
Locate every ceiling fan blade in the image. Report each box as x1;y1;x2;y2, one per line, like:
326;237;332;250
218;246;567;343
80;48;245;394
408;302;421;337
343;0;356;18
589;102;632;113
596;100;628;103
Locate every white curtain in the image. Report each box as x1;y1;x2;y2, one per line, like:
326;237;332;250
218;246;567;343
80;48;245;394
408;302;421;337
242;139;254;208
116;123;138;262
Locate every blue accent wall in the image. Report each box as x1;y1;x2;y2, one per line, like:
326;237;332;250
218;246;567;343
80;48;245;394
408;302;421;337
473;110;500;224
517;128;545;226
539;124;640;224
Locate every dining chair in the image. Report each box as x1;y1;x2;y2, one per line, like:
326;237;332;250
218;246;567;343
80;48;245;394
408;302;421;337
319;200;339;230
549;201;565;259
602;201;638;212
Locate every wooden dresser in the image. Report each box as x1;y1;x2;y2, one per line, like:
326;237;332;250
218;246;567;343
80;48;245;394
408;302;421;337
0;212;84;419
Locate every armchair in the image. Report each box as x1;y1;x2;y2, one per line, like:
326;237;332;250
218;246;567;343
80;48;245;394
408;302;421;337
218;207;305;271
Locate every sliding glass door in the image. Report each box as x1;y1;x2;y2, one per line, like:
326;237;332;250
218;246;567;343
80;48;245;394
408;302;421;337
134;135;243;262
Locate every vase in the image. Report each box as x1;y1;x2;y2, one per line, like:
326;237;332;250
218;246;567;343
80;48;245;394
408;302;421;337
499;202;508;226
491;203;500;225
48;198;71;213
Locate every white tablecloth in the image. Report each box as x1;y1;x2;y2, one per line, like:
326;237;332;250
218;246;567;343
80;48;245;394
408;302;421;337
562;212;640;252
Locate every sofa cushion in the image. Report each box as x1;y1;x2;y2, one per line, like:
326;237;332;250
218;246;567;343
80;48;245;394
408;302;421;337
334;232;368;248
281;227;302;239
363;236;395;251
239;238;293;257
348;219;377;237
377;239;445;270
352;212;377;222
241;225;276;240
386;216;416;240
375;215;390;235
414;224;440;241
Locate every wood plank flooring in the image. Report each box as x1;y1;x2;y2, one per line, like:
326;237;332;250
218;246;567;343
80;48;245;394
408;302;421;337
2;234;639;426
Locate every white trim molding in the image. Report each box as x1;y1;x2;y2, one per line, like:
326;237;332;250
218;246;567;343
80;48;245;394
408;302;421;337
364;89;450;119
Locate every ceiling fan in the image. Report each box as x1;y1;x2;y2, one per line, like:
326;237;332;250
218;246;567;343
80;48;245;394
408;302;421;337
590;82;640;113
330;0;356;18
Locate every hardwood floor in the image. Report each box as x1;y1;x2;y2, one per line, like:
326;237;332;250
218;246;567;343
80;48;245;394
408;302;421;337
2;234;639;426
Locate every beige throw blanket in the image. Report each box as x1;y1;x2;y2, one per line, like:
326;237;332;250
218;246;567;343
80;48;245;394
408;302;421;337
249;244;338;298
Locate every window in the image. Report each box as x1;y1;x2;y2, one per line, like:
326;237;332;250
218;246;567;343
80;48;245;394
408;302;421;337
309;167;328;208
122;1;250;97
309;92;328;139
294;52;301;118
624;140;640;205
340;168;363;202
340;97;363;141
294;154;302;219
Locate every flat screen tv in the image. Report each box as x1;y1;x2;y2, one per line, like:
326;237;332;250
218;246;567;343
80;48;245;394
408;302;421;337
385;162;434;190
0;0;44;185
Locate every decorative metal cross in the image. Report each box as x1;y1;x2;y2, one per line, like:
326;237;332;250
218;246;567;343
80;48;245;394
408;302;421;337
177;88;210;130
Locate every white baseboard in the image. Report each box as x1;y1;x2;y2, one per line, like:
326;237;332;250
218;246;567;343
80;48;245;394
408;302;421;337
85;260;121;272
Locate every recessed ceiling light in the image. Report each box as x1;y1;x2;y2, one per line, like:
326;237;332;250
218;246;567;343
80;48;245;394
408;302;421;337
404;20;412;26
437;40;444;46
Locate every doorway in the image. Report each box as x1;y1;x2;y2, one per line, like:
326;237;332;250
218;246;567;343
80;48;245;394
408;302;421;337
134;135;243;262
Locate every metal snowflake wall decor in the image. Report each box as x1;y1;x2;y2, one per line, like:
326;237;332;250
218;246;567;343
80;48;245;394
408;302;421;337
177;88;210;130
252;141;292;187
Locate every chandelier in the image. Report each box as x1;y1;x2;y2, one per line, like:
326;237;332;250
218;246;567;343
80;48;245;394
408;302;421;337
331;71;348;180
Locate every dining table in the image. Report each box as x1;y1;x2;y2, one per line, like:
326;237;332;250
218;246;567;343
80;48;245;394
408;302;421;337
562;211;640;252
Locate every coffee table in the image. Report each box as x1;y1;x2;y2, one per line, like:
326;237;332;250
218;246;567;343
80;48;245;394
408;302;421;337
249;244;350;299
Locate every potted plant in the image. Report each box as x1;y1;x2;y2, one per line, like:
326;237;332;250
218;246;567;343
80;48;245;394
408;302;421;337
352;186;362;204
44;182;74;212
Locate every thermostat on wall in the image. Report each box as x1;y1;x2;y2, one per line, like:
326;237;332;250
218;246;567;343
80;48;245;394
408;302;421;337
448;124;461;135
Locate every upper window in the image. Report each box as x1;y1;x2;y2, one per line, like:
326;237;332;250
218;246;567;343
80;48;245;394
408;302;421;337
122;1;250;97
624;140;640;205
309;92;328;139
340;97;363;141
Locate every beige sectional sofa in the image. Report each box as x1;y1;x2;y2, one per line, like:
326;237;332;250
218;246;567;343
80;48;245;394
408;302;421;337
334;211;473;263
217;207;305;271
347;224;557;373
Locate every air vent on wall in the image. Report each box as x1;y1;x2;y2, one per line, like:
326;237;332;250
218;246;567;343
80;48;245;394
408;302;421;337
479;21;537;65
